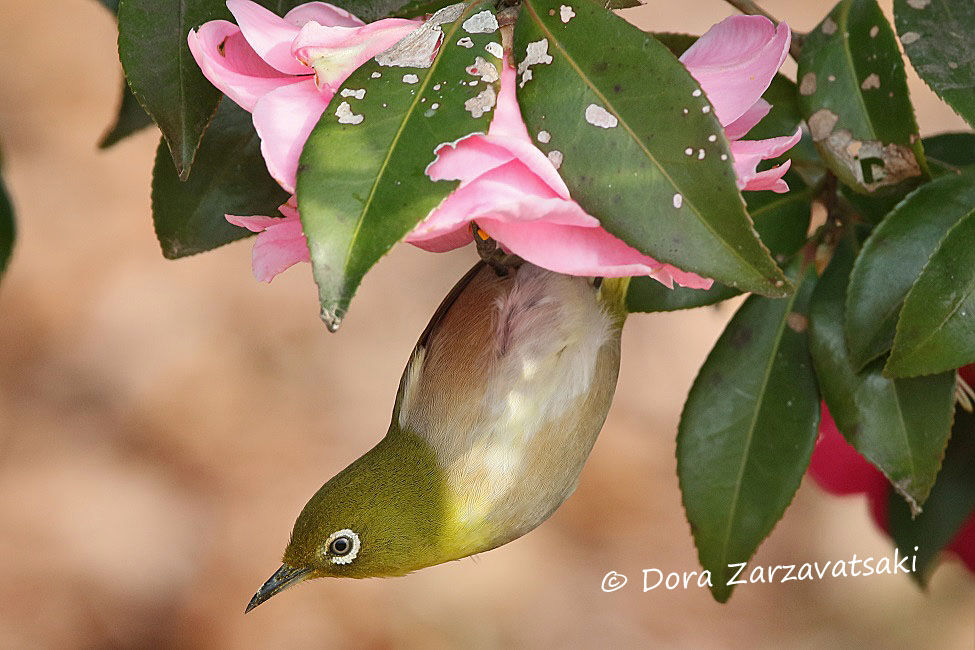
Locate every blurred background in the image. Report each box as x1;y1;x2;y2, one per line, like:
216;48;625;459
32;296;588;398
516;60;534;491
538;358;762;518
0;0;972;647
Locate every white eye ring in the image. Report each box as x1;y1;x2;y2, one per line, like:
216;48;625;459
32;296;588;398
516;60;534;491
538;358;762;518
324;529;360;564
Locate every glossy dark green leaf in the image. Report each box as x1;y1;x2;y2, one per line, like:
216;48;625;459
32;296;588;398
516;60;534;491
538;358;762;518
99;78;155;149
923;132;975;171
96;0;120;12
0;163;14;281
117;0;232;179
604;0;642;9
515;0;789;298
886;209;975;377
297;1;500;330
627;174;812;312
810;241;955;511
894;0;975;129
797;0;927;195
678;263;819;602
846;168;975;370
152;100;289;259
888;409;975;582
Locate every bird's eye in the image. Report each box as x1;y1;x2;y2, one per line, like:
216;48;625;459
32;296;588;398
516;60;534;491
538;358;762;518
330;536;351;555
324;529;360;564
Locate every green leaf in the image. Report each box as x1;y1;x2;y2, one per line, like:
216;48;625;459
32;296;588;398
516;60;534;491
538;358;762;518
99;78;155;149
678;263;819;602
894;0;975;129
886;208;975;377
809;240;956;511
627;173;812;312
152;99;289;259
0;162;14;281
297;1;501;330
845;168;975;370
96;0;120;12
923;132;975;170
797;0;927;195
118;0;233;180
888;409;975;582
515;0;789;298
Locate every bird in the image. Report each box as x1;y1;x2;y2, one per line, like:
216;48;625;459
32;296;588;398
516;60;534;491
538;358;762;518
246;258;629;612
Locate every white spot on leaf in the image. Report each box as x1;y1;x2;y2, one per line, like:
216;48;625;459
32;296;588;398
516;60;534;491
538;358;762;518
466;56;500;83
901;31;920;44
462;10;499;34
907;0;930;8
485;42;503;59
340;88;366;99
672;194;683;209
584;104;617;128
335;101;363;124
403;74;419;84
869;25;879;38
861;73;881;90
559;5;575;23
799;72;817;96
822;17;837;35
547;150;563;169
518;39;553;88
537;130;551;143
376;3;465;68
465;86;497;118
809;109;839;141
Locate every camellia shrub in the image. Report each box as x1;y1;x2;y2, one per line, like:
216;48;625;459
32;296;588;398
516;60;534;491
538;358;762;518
1;0;971;604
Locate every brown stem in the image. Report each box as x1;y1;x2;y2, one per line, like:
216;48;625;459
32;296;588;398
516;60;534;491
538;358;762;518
722;0;804;60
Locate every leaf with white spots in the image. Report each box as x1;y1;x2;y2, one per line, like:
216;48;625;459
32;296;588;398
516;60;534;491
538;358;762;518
797;0;928;195
894;0;975;128
296;1;501;329
627;173;814;312
514;0;790;298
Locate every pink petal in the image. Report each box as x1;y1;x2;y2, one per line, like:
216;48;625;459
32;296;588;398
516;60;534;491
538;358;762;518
252;79;332;193
405;224;474;252
291;19;419;92
723;98;771;141
741;160;792;193
225;213;285;232
226;205;310;282
679;16;791;127
228;0;309;75
478;216;712;288
730;127;801;192
284;2;365;28
427;134;517;185
426;62;571;197
187;21;298;111
411;159;599;245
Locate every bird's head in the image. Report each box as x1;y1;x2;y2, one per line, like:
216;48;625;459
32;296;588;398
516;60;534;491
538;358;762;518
245;429;457;612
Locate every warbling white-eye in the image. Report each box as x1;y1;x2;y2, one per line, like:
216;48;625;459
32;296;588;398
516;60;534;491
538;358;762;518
246;256;629;612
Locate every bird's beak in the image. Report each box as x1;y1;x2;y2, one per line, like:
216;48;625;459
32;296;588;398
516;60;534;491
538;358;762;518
245;563;314;613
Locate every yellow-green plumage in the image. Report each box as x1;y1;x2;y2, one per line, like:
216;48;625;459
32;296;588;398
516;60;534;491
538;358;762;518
247;262;628;611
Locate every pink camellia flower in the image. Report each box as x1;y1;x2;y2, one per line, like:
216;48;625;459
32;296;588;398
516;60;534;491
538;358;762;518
809;399;975;575
188;0;417;193
216;13;800;285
